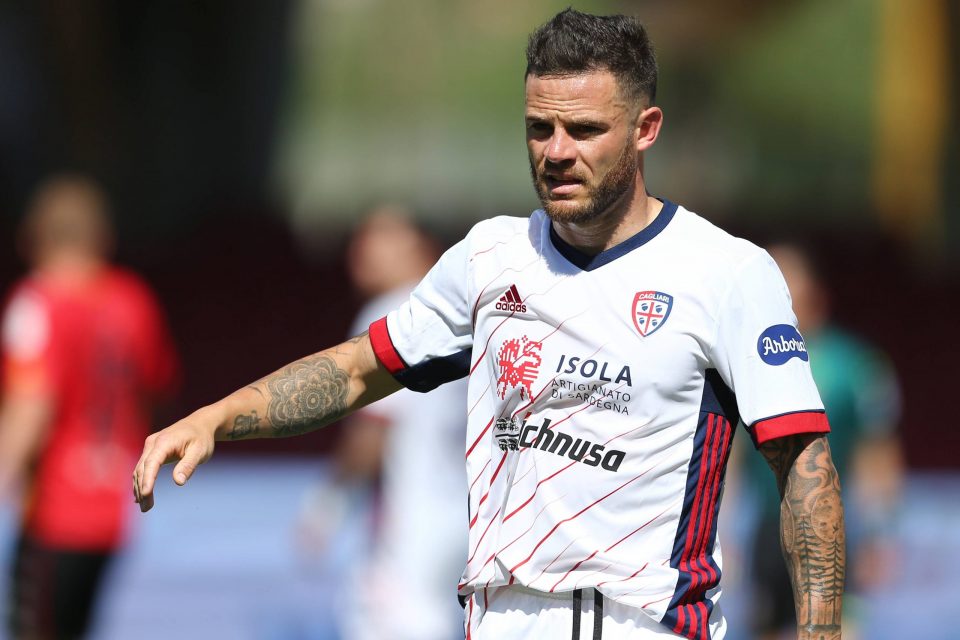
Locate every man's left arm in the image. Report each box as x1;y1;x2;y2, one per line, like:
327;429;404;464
760;433;845;640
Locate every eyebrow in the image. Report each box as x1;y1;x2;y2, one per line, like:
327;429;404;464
524;114;608;128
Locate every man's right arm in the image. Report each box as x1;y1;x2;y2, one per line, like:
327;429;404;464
133;330;401;512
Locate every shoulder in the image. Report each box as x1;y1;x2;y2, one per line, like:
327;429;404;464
101;267;166;320
463;212;541;248
2;279;51;358
666;204;774;278
104;267;159;299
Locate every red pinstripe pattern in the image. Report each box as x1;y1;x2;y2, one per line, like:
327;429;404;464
508;456;538;487
539;500;675;594
503;458;577;523
467;507;502;564
690;414;732;604
596;562;647;588
467;387;486;416
465;596;474;640
462;491;568;587
468;459;491;494
574;561;614;588
504;409;645;521
466;416;495;459
641;593;673;608
698;601;709;639
672;602;711;639
696;417;732;592
469;253;539;325
683;414;719;601
531;538;579;588
469;453;508;529
605;499;681;553
550;549;598;592
470;276;575;375
469;314;515;375
508;463;658;575
674;606;686;636
666;411;733;640
469;236;519;262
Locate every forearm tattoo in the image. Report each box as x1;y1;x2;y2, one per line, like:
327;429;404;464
261;354;350;437
230;333;367;439
761;435;845;640
226;410;261;440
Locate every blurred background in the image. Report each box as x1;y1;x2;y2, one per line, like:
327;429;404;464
0;0;956;639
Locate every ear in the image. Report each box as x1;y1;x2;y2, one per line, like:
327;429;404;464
633;106;663;152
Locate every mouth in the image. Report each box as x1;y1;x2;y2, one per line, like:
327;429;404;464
544;176;583;197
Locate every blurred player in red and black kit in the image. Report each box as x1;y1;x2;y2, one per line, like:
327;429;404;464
0;175;179;639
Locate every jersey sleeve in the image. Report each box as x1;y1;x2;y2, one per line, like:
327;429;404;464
368;237;473;393
1;288;54;396
710;251;829;447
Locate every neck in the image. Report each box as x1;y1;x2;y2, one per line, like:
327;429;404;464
551;186;663;255
35;251;106;284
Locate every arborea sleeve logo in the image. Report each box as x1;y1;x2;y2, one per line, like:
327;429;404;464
496;336;543;399
757;324;808;365
632;291;673;337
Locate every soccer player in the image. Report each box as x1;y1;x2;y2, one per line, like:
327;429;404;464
1;174;179;639
133;10;844;640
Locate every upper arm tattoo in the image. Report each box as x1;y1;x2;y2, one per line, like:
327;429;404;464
760;434;845;639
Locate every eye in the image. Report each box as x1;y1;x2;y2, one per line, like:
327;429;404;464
526;121;552;136
568;124;603;139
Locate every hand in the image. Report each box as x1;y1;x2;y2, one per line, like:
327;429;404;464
133;410;218;512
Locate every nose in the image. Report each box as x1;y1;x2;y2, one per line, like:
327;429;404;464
544;128;576;165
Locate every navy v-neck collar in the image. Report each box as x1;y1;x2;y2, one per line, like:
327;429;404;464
548;198;678;272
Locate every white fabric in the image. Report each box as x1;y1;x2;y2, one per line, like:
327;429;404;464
344;288;469;640
464;586;725;639
379;203;824;632
1;288;49;361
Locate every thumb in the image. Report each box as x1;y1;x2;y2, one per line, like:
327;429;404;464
172;443;204;486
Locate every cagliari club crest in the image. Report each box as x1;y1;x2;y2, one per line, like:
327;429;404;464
632;291;673;337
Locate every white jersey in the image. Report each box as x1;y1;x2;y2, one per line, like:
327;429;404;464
367;200;829;639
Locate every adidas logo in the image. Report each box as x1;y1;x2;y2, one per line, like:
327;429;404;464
496;284;528;314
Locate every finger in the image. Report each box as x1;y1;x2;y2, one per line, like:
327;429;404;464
133;435;155;504
137;445;170;512
139;491;154;513
172;442;205;486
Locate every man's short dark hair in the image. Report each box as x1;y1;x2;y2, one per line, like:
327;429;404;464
525;8;657;106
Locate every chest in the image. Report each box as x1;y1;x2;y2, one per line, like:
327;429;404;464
471;262;719;414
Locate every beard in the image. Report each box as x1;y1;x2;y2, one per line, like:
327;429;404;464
529;138;638;225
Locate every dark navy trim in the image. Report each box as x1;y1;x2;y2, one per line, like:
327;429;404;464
548;198;678;272
700;369;739;425
393;348;471;393
660;370;737;639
